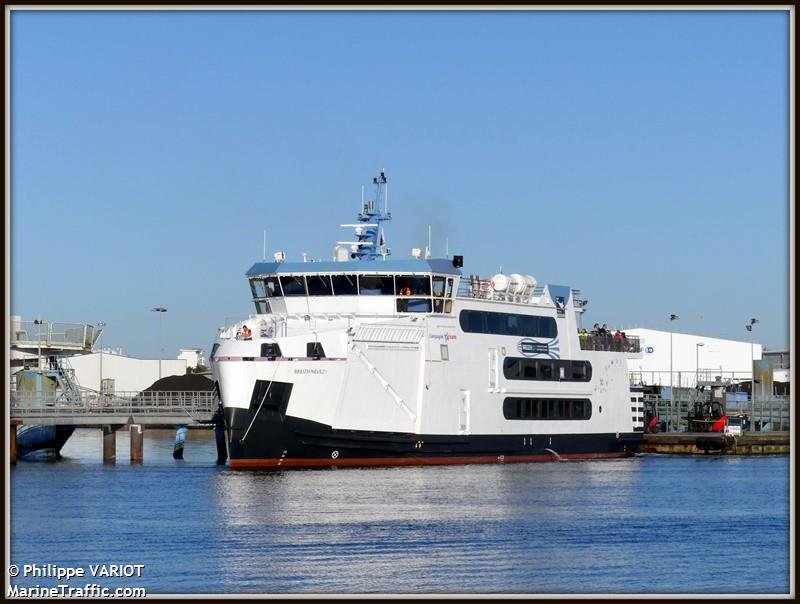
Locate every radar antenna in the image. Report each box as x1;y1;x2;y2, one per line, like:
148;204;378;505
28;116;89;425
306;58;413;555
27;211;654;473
338;170;392;261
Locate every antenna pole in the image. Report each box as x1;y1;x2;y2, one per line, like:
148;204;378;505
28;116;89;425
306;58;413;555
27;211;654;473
428;225;432;258
385;182;388;213
446;237;449;258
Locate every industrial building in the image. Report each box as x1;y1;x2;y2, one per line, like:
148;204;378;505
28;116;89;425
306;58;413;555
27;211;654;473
624;328;763;388
65;351;186;393
177;348;207;370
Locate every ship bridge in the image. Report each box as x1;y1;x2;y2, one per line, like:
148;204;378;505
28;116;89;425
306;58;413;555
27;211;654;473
246;258;463;316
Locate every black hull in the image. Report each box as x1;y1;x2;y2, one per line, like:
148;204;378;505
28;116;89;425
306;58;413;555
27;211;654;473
224;407;643;469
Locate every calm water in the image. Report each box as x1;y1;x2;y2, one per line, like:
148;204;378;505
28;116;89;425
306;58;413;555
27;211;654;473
10;429;791;595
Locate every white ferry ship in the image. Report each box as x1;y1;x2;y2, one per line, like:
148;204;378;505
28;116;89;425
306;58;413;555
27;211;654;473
211;171;644;469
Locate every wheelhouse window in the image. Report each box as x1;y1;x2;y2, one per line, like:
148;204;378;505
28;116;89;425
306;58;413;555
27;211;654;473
306;275;333;296
280;275;307;296
264;277;281;297
395;275;431;296
359;275;394;295
250;276;281;298
407;299;432;312
445;278;454;312
254;300;270;314
250;279;267;298
331;274;358;295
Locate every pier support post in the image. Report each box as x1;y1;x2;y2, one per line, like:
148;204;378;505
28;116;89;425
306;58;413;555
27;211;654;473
215;422;228;465
129;424;144;464
10;420;21;465
102;425;117;464
173;425;188;460
212;405;228;465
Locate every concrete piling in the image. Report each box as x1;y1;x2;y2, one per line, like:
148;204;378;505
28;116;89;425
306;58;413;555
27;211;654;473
102;425;117;464
11;419;21;465
129;424;144;464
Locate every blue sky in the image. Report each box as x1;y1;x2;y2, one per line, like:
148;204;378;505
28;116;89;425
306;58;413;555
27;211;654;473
10;9;790;357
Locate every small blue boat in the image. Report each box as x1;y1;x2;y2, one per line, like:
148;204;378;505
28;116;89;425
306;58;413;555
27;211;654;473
16;424;76;461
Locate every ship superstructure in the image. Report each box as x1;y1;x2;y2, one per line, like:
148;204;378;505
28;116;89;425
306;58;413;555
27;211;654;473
211;171;643;468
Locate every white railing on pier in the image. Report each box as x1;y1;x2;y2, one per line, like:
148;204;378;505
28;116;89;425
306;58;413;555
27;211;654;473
10;389;218;422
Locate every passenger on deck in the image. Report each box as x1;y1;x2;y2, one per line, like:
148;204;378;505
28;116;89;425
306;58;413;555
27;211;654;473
241;325;252;340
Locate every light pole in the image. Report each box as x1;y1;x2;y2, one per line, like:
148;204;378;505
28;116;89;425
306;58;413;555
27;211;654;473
96;321;106;391
695;342;705;386
746;318;759;431
34;315;44;371
669;314;679;431
151;307;167;380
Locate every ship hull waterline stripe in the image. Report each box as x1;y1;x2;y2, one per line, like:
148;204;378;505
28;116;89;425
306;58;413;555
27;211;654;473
229;451;633;469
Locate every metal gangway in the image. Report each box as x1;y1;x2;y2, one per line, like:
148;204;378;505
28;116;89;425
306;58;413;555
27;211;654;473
10;386;218;426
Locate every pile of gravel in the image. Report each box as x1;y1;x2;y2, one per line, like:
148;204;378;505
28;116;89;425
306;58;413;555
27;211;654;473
142;373;215;393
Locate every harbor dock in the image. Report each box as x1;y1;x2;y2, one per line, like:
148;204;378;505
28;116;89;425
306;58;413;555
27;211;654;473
643;431;789;455
10;389;221;464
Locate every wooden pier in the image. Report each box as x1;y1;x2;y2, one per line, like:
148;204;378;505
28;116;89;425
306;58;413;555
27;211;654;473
643;432;790;455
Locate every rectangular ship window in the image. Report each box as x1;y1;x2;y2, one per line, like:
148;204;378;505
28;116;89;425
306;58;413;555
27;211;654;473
306;275;333;296
359;275;394;295
331;274;358;295
279;276;307;296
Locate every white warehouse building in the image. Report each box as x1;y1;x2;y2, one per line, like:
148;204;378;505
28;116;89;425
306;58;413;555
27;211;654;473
66;352;187;393
624;328;762;388
177;348;206;369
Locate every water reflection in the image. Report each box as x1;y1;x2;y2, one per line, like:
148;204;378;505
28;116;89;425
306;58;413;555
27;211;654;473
11;436;788;594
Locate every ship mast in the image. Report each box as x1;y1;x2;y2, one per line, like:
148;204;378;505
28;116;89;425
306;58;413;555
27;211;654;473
338;169;392;261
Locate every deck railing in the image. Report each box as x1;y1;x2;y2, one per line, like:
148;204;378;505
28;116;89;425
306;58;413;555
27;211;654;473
579;335;641;353
10;320;100;350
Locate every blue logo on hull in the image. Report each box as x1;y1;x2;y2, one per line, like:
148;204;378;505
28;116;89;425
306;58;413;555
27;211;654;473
518;338;560;359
